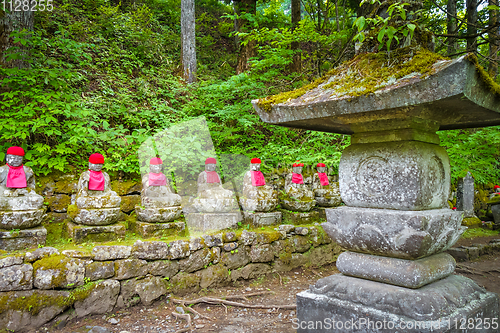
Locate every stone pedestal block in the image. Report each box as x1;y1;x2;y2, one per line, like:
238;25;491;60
323;207;464;259
297;274;499;333
280;199;316;212
239;198;279;212
186;213;241;232
0;209;45;230
135;206;182;223
243;211;282;227
336;251;456;288
0;226;47;251
339;141;450;210
73;207;120;226
314;197;341;207
66;221;126;244
282;210;319;225
192;198;238;213
134;221;186;238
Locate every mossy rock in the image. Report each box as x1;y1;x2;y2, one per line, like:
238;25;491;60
111;180;141;196
168;271;201;295
462;216;482;228
32;254;85;289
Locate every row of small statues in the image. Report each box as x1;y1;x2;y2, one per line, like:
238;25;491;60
1;147;340;230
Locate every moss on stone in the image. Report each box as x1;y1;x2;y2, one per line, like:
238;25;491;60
67;204;78;219
32;254;71;288
0;291;67;316
465;53;500;95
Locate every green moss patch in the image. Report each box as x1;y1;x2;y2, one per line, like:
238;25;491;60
461;228;499;239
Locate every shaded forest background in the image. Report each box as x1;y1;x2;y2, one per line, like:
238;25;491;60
1;0;500;184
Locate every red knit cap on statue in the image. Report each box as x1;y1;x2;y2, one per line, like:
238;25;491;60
292;161;304;167
317;163;326;167
495;185;500;189
251;158;261;164
89;153;105;164
205;157;217;164
6;146;25;156
150;157;163;165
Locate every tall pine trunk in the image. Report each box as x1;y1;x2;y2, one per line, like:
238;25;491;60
0;9;33;69
447;0;458;56
489;0;499;78
290;0;301;72
466;0;478;53
235;0;257;74
181;0;197;83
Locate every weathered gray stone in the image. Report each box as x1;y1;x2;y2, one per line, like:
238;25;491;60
223;242;238;252
457;172;476;218
280;199;316;212
92;245;132;261
132;240;169;260
42;212;68;224
445;247;469;262
221;246;250;270
121;276;167;306
212;246;221;264
249;244;275;263
134;220;185;238
278;224;295;234
337;252;456;288
273;253;308;272
25;247;60;262
240;198;279;212
240;230;256;245
196;264;229;289
297;274;500;332
0;225;47;251
147;260;179;278
0;264;33;291
281;210;320;224
61;250;94;259
324;206;464;259
290;235;312;253
46;194;71;213
463;246;480;260
243;211;282;227
178;248;215;273
114;259;148;280
74;280;120;317
295;227;309;235
231;263;271;281
193;198;238;213
0;208;45;230
169;271;201;294
66;221;126;244
135;206;182;223
202;234;223;247
0;290;70;332
85;261;115;281
0;254;23;268
33;256;85;289
168;240;190;260
223;231;237;242
186;212;240;232
339;141;450;210
120;195;140;213
73;207;121;226
189;237;204;251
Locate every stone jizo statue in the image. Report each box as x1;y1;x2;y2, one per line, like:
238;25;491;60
312;163;342;207
240;158;278;212
141;157;181;208
282;161;315;211
0;146;43;211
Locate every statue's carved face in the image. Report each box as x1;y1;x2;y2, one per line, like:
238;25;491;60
317;167;326;173
150;164;162;174
205;163;216;172
89;162;103;172
293;166;303;174
496;188;500;193
250;163;261;171
6;154;23;167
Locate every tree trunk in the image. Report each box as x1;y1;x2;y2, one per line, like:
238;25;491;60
0;9;33;69
181;0;196;83
489;0;498;78
290;0;301;72
235;0;257;74
466;0;478;53
447;0;458;56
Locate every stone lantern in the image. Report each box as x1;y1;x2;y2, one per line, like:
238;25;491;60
253;54;499;331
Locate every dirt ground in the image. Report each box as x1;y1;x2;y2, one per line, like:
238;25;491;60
37;244;500;333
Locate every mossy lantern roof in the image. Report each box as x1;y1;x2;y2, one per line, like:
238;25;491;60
252;49;500;134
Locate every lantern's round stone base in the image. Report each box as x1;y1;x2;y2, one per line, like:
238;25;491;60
281;209;319;225
336;251;456;289
0;225;46;251
66;221;126;244
0;209;44;230
192;198;238;213
297;274;499;333
280;199;316;212
133;220;186;238
186;213;241;232
323;206;464;260
135;206;182;223
243;211;282;227
73;208;120;226
239;198;278;212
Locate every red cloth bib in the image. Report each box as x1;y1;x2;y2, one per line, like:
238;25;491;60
206;171;220;183
292;173;303;184
88;170;105;191
318;172;329;186
6;164;27;188
251;171;266;186
149;172;167;186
